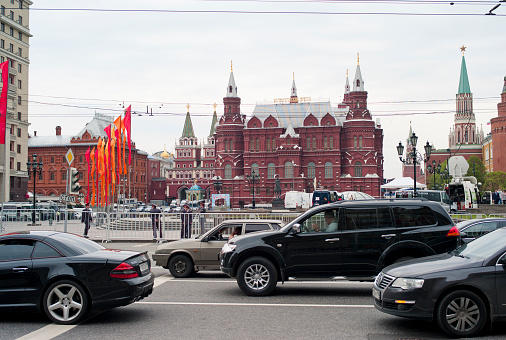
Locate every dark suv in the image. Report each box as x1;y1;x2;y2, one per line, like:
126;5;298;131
220;199;460;296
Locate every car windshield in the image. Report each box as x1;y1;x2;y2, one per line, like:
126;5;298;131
454;228;506;260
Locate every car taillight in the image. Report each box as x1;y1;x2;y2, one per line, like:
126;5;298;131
110;262;138;279
446;226;460;237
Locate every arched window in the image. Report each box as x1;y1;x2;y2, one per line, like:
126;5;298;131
250;140;254;152
267;163;276;179
285;161;293;178
354;137;357;150
266;139;270;151
225;164;232;179
307;162;316;178
306;137;310;150
324;137;328;150
225;140;229;153
230;140;233;152
272;139;276;150
330;136;333;150
251;163;260;176
465;130;468;142
458;131;461;143
324;162;333;178
312;137;316;150
359;136;363;150
256;138;260;151
286;137;290;145
354;162;362;177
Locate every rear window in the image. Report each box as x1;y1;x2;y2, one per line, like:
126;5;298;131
50;233;104;255
393;206;437;227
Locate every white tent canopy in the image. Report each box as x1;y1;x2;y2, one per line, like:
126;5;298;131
381;177;427;190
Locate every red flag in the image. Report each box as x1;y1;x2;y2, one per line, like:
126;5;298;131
104;124;112;141
124;105;132;165
0;61;9;144
85;147;91;204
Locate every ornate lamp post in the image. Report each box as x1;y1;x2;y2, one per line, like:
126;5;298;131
26;154;43;225
397;132;432;197
246;170;260;209
213;177;223;194
426;160;442;190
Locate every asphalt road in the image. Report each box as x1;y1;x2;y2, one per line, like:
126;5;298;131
2;241;506;340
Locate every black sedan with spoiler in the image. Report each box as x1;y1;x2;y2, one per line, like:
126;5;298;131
0;231;154;324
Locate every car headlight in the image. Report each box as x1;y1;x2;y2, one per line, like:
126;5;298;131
221;243;237;254
391;278;424;290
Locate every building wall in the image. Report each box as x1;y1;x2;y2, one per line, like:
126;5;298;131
0;0;31;202
491;79;506;172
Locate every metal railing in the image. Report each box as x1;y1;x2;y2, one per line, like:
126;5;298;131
0;209;302;242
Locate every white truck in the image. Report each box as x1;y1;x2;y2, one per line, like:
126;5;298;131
448;176;479;211
284;191;312;210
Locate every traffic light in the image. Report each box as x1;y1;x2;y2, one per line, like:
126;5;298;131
69;167;82;194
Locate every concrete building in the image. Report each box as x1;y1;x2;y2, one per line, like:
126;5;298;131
0;0;31;202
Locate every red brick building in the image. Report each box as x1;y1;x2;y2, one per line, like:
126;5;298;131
27;114;148;204
165;59;385;207
490;77;506;172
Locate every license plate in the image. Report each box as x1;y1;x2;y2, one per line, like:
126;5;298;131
372;288;381;301
139;262;149;274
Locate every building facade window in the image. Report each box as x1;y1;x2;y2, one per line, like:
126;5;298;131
354;137;357;150
324;136;328;150
330;136;333;150
224;164;232;179
312;137;316;150
324;162;333;178
251;163;259;175
307;162;315;178
267;163;275;179
359;136;363;150
306;137;310;150
256;138;259;152
354;162;363;177
284;161;293;178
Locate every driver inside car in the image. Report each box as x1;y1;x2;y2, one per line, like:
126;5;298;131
311;210;338;232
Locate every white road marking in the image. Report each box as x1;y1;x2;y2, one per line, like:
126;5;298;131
16;324;77;340
136;301;373;308
153;273;174;288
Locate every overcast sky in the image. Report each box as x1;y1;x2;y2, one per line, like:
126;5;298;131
28;0;506;178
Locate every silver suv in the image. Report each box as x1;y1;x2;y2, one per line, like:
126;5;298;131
152;219;284;277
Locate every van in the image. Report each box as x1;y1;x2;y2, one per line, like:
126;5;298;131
395;189;455;213
312;190;339;207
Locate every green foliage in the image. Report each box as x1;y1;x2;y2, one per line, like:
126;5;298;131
426;159;452;190
465;156;486;184
483;171;506;191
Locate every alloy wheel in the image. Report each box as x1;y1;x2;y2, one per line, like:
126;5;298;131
244;263;270;290
46;283;84;322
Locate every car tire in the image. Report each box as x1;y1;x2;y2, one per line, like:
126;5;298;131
236;256;278;296
42;280;89;325
436;290;487;338
168;255;194;278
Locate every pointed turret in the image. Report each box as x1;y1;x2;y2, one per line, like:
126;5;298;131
226;61;238;98
290;72;299;104
353;53;365;92
458;53;471;94
342;69;351;105
182;104;195;138
209;103;218;137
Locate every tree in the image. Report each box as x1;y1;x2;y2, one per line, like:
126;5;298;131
483;171;506;191
465;156;486;185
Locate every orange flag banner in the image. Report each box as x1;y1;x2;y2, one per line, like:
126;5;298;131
101;141;106;207
114;116;123;176
105;139;110;206
111;127;116;198
90;147;96;206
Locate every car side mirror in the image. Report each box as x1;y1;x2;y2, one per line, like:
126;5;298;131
291;223;301;234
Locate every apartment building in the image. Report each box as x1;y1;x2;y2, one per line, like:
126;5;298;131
0;0;31;202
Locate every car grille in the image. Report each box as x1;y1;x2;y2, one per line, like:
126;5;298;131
374;272;395;289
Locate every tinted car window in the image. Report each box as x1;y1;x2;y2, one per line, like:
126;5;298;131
0;239;35;261
300;209;340;233
464;221;499;238
393;206;437;227
344;208;391;230
245;224;270;233
32;241;62;258
50;233;104;255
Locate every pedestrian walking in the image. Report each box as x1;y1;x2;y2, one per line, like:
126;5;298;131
150;204;162;240
180;204;193;239
198;202;206;235
81;203;93;238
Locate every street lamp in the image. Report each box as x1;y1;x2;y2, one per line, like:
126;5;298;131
426;160;442;190
213;177;223;194
26;154;43;225
246;170;260;209
397;132;432;197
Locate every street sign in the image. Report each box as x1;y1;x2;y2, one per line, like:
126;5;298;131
65;149;74;166
60;194;76;203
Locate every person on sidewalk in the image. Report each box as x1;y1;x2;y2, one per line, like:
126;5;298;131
150;204;162;240
180;204;193;239
198;202;206;235
81;203;93;238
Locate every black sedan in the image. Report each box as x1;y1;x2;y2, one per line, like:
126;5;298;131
0;231;154;324
373;227;506;338
456;217;506;243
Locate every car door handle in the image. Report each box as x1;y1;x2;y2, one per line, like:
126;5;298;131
325;238;340;242
381;234;396;239
12;267;28;272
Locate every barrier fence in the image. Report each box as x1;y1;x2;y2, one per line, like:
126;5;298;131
1;208;505;242
0;209;302;242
